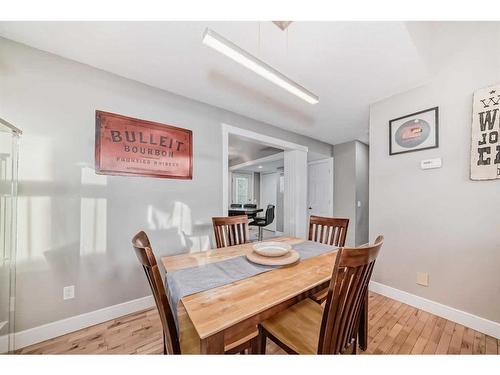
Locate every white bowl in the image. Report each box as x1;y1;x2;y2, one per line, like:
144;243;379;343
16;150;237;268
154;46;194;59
252;242;291;257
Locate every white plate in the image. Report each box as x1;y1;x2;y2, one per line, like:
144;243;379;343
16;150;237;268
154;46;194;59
252;242;291;257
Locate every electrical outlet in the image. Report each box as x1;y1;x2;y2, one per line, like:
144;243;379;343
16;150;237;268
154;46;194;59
63;285;75;300
416;272;429;287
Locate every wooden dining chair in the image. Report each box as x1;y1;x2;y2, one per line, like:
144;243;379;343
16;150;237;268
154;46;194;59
309;215;349;246
131;231;180;354
212;215;250;248
258;236;383;355
131;231;258;354
308;216;349;303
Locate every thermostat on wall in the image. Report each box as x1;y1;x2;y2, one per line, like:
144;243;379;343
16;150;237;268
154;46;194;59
420;158;442;170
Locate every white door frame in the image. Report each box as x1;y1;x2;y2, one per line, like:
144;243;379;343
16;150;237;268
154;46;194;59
222;124;308;237
307;157;334;216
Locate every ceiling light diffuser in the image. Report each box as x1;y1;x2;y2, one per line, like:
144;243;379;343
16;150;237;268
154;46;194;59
202;28;319;105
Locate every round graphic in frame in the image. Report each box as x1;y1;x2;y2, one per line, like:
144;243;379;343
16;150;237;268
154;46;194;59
394;119;431;149
389;107;439;156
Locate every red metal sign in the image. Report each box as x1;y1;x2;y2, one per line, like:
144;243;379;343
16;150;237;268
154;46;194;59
95;111;192;179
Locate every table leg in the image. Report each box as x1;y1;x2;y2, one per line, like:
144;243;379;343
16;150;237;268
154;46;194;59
200;331;225;354
358;292;368;351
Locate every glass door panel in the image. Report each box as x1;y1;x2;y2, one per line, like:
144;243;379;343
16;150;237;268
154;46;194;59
0;118;20;353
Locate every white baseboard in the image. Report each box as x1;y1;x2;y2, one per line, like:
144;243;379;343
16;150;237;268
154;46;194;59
5;295;154;351
5;282;499;352
0;331;8;353
369;281;500;339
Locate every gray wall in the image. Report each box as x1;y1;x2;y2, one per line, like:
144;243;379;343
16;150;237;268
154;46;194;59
253;172;260;206
333;142;357;246
369;23;500;323
333;140;369;246
0;37;333;331
355;142;369;245
276;172;284;232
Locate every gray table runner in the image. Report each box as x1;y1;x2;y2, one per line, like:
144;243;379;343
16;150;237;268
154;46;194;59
165;240;337;329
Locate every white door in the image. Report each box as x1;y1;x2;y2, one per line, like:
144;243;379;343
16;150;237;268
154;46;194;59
260;172;278;231
308;159;333;218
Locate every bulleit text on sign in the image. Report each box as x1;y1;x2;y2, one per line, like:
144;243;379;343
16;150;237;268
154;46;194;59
95;111;193;179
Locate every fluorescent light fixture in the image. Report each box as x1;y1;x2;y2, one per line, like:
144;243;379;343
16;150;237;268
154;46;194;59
258;165;263;169
202;28;319;105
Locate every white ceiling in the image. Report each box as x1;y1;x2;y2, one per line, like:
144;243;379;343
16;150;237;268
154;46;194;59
228;134;282;166
234;156;284;174
0;21;430;144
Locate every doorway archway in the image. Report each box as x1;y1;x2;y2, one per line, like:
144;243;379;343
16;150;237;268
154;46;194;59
221;124;308;237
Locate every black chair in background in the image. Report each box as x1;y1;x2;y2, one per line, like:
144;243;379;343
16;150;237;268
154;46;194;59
250;204;275;241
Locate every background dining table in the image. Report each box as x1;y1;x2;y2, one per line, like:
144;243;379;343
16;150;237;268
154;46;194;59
161;236;368;354
227;207;263;217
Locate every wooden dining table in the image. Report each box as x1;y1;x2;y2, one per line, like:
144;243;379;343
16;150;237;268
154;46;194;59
161;236;368;354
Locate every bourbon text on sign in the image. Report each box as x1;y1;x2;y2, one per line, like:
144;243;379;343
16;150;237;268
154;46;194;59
95;111;192;179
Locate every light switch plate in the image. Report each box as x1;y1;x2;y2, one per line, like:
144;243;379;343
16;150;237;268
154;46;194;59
416;272;429;287
421;158;442;170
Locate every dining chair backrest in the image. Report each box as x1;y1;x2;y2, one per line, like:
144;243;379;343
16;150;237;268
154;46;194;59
212;215;250;248
243;204;257;209
230;203;242;208
131;231;180;354
308;216;349;247
318;235;384;354
264;204;275;225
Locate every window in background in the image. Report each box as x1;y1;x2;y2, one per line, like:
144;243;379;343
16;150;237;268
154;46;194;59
232;172;254;204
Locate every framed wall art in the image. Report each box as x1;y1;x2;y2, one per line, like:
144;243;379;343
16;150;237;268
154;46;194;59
389;107;439;156
95;111;193;179
470;83;500;181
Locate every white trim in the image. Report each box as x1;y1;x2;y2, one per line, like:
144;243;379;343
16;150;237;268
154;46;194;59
222;124;308;153
222;127;229;213
307;157;334;217
369;281;500;339
0;337;7;354
283;149;308;237
3;295;154;351
229;152;284;171
7;280;498;353
0;117;22;134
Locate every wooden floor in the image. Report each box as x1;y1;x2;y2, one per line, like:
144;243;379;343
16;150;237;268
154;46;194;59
17;292;500;354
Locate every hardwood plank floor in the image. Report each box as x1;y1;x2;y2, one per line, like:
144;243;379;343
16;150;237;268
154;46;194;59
16;292;499;355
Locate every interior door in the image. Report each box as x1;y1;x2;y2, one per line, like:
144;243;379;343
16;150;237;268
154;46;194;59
260;172;278;231
308;159;333;218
